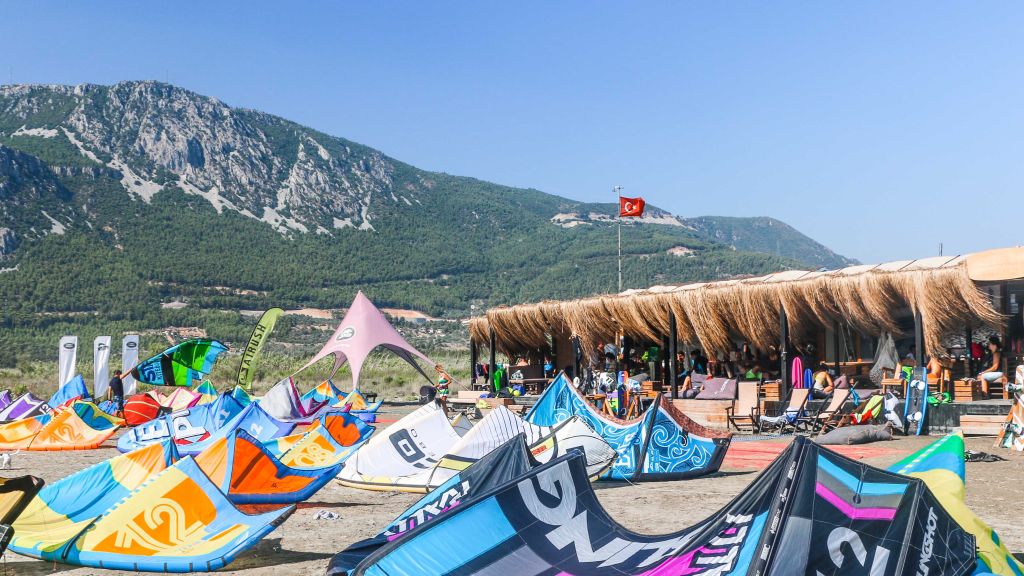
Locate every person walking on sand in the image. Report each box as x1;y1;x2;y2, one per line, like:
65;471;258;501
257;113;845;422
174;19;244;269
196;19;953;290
107;369;125;418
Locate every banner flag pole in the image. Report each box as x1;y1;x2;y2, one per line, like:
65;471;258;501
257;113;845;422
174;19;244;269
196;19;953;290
614;185;623;292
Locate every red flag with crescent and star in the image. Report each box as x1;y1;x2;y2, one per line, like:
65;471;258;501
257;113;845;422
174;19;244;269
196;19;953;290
619;196;645;217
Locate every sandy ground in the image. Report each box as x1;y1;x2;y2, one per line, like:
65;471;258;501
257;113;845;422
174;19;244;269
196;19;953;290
4;411;1024;575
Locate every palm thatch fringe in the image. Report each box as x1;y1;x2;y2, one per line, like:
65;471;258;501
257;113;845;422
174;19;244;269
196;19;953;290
470;262;1003;357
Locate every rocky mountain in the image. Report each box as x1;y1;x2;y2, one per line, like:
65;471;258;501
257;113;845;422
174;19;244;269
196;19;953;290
0;81;853;324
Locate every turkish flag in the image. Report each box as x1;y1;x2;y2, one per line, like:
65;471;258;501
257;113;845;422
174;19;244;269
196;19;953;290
619;196;645;217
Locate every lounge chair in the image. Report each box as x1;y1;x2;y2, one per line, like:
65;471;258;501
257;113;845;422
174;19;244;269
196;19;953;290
808;388;852;435
758;387;810;434
848;394;884;425
725;381;760;432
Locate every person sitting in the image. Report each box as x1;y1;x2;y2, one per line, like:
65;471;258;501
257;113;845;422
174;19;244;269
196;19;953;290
811;366;835;399
679;373;704;398
763;346;781;380
926;353;951;384
690;349;708;375
742;362;763;381
977;336;1005;395
543;356;554;378
895;351;917;381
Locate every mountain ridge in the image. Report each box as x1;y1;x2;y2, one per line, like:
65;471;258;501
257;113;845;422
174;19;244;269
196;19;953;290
0;81;854;326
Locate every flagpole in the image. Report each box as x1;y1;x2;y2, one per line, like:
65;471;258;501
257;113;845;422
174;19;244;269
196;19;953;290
614;185;623;292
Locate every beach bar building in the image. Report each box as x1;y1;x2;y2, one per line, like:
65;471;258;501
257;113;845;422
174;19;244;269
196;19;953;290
469;246;1024;431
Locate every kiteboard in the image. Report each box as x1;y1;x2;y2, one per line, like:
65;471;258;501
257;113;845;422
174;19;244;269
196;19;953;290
994;383;1024;452
903;374;928;436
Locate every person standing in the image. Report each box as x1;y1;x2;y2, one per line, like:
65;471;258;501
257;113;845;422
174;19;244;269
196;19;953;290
107;369;125;417
434;362;450;407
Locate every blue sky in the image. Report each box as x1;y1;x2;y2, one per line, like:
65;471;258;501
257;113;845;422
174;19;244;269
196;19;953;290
2;2;1021;263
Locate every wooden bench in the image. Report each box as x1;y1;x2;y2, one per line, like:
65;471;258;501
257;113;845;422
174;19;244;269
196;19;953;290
959;414;1006;435
671;399;733;429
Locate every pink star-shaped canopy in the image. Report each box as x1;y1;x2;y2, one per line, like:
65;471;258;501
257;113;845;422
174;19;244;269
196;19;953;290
296;291;435;389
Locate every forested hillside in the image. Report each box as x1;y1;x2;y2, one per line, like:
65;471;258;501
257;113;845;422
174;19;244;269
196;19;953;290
0;82;845;361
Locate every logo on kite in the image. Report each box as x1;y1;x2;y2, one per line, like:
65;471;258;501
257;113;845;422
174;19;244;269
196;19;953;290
336;327;356;341
97;343;108;350
63;342;76;349
126;341;138;349
390;429;427;464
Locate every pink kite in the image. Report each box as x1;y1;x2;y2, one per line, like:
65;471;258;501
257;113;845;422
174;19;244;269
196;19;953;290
296;291;435;389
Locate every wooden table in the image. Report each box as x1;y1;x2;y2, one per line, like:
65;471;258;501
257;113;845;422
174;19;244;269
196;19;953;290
836;361;873;377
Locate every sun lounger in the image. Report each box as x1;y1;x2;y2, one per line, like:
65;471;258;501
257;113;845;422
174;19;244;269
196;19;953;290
758;387;810;434
725;381;760;432
808;388;852;435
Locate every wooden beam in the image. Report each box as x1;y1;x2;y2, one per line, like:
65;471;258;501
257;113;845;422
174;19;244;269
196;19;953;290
470;339;478;386
914;309;924;366
669;310;678;399
833;320;841;375
780;307;790;392
488;329;497;390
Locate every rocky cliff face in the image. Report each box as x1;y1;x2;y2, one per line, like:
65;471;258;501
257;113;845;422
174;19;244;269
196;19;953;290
0;81;409;234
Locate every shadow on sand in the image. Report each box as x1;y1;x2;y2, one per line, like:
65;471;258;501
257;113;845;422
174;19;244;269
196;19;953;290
593;469;755;491
220;538;334;570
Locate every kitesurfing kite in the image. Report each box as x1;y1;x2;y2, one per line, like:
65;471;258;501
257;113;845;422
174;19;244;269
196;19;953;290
130;338;228;387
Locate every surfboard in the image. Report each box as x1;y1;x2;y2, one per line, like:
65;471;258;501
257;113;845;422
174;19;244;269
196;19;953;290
903;377;928;436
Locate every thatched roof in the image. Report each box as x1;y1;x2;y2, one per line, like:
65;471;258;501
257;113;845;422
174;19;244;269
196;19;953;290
472;253;1010;357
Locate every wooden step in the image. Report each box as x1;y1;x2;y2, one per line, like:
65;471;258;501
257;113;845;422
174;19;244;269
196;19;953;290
670;399;733;429
959;414;1006;435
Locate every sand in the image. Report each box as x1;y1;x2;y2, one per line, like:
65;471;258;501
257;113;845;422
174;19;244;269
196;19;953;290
5;419;1024;575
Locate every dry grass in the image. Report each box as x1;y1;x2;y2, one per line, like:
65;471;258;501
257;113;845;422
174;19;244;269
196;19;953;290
0;348;472;403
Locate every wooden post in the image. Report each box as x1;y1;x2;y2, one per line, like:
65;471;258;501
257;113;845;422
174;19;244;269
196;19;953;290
470;339;478;386
914;309;924;367
1002;281;1010;374
780;308;790;392
663;332;671;381
572;336;582;381
488;329;497;390
669;310;678;399
965;324;973;376
833;321;841;375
